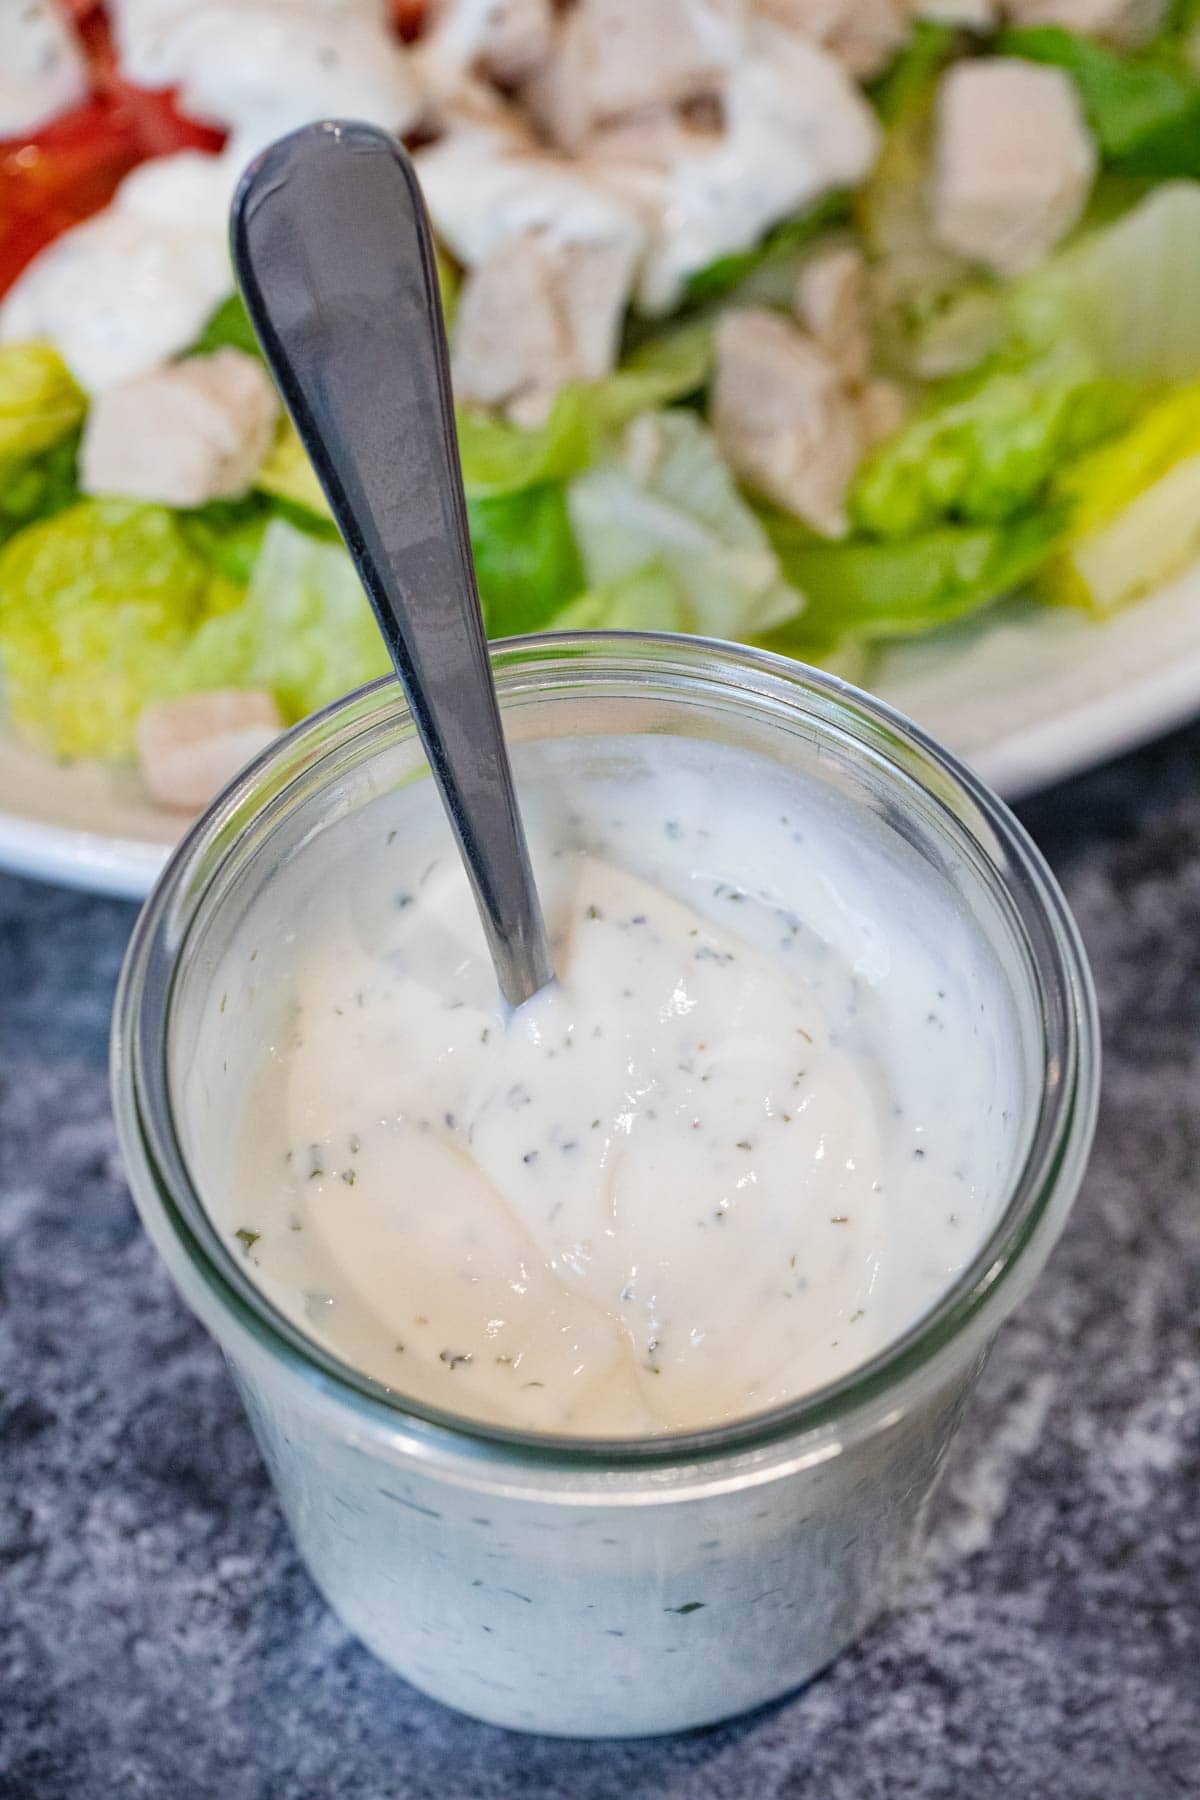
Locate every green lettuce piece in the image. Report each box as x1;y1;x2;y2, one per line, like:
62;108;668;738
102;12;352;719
1000;26;1200;176
762;506;1068;647
178;495;273;584
0;342;86;462
869;21;956;127
856;33;979;379
179;517;389;721
1039;381;1200;609
0;431;80;548
567;411;802;639
0;501;214;757
547;562;693;633
851;352;1134;537
469;482;584;637
588;321;713;423
191;293;260;360
456;389;594;499
1014;181;1200;382
456;322;713;500
683;194;851;305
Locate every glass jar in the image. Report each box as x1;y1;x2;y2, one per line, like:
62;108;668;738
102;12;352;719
111;635;1098;1737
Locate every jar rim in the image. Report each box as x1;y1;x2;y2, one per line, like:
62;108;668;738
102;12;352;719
111;632;1099;1472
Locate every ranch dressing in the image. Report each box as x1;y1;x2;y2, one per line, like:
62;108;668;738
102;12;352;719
215;734;1024;1437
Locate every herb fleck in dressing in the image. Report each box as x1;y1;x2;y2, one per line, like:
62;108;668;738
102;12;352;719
223;737;1024;1436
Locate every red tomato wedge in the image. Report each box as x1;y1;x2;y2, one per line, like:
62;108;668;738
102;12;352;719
0;3;226;297
389;0;429;41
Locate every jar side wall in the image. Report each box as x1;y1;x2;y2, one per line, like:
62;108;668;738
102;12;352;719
229;1347;980;1736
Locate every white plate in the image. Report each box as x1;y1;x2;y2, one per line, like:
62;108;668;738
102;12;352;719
4;562;1200;901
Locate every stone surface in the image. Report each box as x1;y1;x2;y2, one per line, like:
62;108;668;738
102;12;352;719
2;723;1198;1798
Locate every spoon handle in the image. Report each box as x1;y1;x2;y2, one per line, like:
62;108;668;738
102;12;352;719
231;121;552;1008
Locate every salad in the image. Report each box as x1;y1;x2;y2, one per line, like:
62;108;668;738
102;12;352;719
3;0;1200;809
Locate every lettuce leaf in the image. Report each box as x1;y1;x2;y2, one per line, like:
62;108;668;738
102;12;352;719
178;495;273;584
1038;382;1200;609
1001;26;1200;177
683;194;851;307
547;562;693;633
178;518;390;721
0;431;80;548
1014;180;1200;382
851;352;1134;537
191;293;261;361
456;321;713;499
567;411;802;639
469;482;584;637
761;505;1068;647
0;500;215;757
0;342;86;463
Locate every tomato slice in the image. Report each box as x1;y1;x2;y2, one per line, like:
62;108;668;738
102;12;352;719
0;3;226;298
389;0;429;42
0;98;141;295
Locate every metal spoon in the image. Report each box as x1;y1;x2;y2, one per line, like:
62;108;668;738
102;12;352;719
230;120;553;1008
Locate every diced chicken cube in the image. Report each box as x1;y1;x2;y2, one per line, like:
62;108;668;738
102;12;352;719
795;244;871;385
0;0;88;138
712;309;864;537
452;229;638;424
931;59;1096;276
1000;0;1165;47
525;0;743;152
755;0;910;80
591;22;880;315
858;377;907;447
80;350;279;508
417;0;555;92
137;691;284;813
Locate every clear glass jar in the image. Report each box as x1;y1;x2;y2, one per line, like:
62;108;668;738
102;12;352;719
111;635;1098;1738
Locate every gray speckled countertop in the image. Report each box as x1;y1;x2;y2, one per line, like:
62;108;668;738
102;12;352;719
2;724;1199;1799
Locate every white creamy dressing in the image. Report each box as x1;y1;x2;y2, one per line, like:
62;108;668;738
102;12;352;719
108;0;421;166
0;0;89;139
201;736;1027;1438
593;21;881;315
0;151;238;390
0;0;421;391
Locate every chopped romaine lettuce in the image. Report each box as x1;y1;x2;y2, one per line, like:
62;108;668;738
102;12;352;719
851;352;1134;537
762;505;1067;646
191;293;262;361
457;322;713;500
856;30;976;380
457;389;594;499
0;432;80;548
1014;181;1200;382
178;495;273;584
1039;382;1200;609
178;517;389;721
869;21;956;128
469;482;584;637
0;343;86;463
0;501;214;757
1000;26;1200;177
548;563;692;633
567;411;802;639
683;195;851;307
